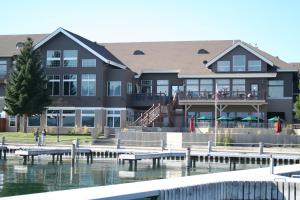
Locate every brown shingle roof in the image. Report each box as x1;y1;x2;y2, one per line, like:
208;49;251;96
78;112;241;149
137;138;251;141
0;34;48;57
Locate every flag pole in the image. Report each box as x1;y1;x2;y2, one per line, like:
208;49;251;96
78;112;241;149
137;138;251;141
214;83;218;146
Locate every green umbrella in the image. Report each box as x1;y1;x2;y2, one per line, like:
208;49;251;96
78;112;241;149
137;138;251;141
233;116;243;121
241;116;257;121
197;116;212;120
268;116;283;122
217;116;233;121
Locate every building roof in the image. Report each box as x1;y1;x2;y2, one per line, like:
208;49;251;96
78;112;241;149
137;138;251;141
103;40;297;76
0;34;47;57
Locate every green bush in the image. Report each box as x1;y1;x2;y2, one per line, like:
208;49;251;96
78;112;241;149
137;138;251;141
216;134;234;146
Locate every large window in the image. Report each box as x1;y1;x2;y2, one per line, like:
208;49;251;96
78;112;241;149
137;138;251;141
28;115;40;127
107;81;121;96
47;75;60;96
141;80;152;94
216;79;230;93
217;61;230;72
81;110;95;127
233;55;246;71
9;116;16;127
127;82;133;94
0;60;7;76
46;50;61;67
47;110;60;126
62;110;75;127
200;79;213;96
63;74;77;96
82;59;96;67
81;74;96;96
248;60;261;71
232;79;245;96
268;80;284;98
157;80;169;96
106;110;121;128
186;79;199;96
63;50;78;67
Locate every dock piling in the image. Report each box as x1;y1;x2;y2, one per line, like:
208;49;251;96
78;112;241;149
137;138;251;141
208;141;212;153
270;155;274;174
71;143;76;166
161;140;165;151
2;136;5;145
259;142;264;155
116;139;120;149
185;148;191;168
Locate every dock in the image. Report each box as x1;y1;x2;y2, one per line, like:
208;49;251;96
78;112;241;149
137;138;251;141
15;147;93;164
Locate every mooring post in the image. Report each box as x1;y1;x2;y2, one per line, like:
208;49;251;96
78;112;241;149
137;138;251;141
270;155;274;174
259;142;264;155
2;136;5;145
0;150;2;159
161;139;165;152
185;148;191;168
52;154;55;163
71;143;76;166
23;156;27;165
76;138;80;148
116;139;120;149
208;140;212;153
3;149;6;160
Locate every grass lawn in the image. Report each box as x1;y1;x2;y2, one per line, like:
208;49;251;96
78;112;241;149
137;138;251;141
0;132;93;145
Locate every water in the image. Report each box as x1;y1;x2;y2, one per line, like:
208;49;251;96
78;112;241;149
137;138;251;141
0;156;268;197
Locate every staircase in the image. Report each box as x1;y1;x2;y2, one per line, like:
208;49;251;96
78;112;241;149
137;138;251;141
132;104;162;127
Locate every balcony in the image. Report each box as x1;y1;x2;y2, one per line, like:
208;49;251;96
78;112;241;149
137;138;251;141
178;91;267;106
127;93;170;107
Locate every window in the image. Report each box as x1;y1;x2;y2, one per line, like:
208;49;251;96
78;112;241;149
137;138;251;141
0;60;7;76
46;50;61;67
200;79;213;96
141;80;152;94
106;110;121;128
171;85;184;96
63;74;77;96
47;75;60;96
47;110;60;126
62;110;75;127
186;79;199;96
9;116;16;127
232;79;245;96
81;110;95;127
248;60;261;71
82;59;96;67
217;61;230;72
81;74;96;96
63;50;78;67
127;82;133;94
107;81;121;96
233;55;246;71
28;115;40;127
216;79;230;93
268;80;284;98
157;80;169;96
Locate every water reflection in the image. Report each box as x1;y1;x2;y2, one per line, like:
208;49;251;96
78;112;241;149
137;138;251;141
0;157;268;197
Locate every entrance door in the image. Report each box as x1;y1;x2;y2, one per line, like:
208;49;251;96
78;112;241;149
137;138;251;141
250;84;259;97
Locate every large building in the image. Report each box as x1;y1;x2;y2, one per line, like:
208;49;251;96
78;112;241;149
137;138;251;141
0;27;299;133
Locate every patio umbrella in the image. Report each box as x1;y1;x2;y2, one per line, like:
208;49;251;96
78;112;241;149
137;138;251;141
268;116;284;122
189;115;195;133
275;117;282;134
241;116;257;121
217;116;233;121
233;116;243;121
197;116;212;120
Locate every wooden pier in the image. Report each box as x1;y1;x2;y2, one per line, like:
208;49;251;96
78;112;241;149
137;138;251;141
15;147;93;164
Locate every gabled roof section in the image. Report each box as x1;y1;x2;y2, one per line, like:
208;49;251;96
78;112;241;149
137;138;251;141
205;41;274;67
33;27;126;69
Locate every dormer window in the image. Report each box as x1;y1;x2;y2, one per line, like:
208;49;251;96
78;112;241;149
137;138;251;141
133;50;145;55
233;55;246;71
197;49;209;54
217;61;230;72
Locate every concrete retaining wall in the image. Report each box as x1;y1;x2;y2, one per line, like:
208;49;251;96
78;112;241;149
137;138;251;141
116;131;166;147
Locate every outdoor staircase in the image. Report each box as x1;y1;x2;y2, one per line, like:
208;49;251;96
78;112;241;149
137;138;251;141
132;104;162;127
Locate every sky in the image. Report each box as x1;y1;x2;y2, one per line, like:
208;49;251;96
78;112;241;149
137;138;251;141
0;0;299;62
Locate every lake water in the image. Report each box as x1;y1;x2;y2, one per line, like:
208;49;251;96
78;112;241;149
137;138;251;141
0;156;268;197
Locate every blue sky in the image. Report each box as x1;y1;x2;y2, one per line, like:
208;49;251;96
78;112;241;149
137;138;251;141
1;0;299;62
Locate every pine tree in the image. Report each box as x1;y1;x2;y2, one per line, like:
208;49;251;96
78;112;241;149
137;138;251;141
294;81;300;119
5;38;51;133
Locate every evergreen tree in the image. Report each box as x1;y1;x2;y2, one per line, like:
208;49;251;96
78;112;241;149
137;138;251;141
5;38;51;132
294;81;300;119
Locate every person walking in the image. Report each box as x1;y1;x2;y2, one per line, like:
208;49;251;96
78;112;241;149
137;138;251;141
34;128;39;145
41;129;47;146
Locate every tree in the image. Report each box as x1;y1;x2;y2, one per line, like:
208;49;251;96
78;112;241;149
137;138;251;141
294;81;300;119
5;38;51;133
